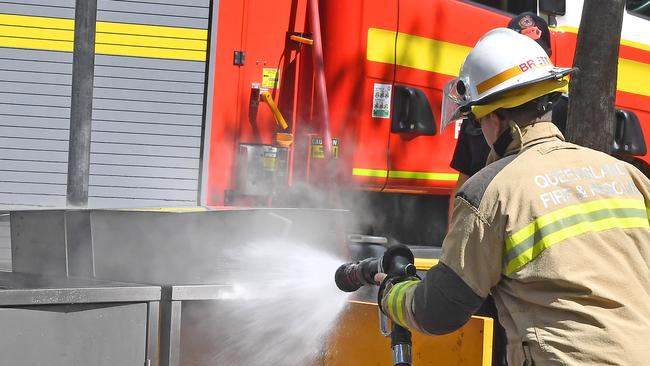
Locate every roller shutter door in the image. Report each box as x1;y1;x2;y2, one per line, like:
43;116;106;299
89;0;210;208
0;1;75;208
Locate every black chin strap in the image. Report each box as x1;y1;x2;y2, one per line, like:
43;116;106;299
493;128;514;158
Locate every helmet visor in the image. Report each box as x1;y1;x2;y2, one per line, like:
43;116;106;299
440;78;469;133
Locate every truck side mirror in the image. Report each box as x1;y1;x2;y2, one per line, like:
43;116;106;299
540;0;566;16
612;109;647;156
391;85;436;135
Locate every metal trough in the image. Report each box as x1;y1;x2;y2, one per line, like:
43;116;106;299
0;271;160;366
10;208;351;366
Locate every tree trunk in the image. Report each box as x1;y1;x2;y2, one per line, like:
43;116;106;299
565;0;625;153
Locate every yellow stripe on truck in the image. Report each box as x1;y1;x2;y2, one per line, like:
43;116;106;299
369;26;650;98
353;168;459;181
617;58;650;97
555;25;650;53
367;28;471;77
0;13;207;61
553;26;650;97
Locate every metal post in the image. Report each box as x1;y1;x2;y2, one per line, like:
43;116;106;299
67;0;98;207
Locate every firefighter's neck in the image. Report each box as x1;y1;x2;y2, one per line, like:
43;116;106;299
478;112;509;146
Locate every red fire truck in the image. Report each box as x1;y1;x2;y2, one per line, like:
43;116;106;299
206;0;650;246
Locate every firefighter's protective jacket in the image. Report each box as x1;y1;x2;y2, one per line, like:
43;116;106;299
383;120;650;365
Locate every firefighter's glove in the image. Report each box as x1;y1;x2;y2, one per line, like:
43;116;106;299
377;275;421;330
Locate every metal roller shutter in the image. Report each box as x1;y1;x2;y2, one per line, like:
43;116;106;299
0;1;75;208
89;0;211;208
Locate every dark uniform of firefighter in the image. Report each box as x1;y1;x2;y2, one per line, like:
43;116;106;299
378;28;650;365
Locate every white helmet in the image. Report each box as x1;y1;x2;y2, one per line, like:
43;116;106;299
440;28;576;132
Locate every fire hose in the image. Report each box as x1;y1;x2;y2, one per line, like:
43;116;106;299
334;245;417;366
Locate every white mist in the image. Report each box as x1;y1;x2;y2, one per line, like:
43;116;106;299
208;240;351;365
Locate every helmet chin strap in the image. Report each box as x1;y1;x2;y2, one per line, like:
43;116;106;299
535;94;554;114
508;120;524;150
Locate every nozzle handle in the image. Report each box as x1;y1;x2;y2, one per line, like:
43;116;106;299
379;308;390;337
391;324;412;366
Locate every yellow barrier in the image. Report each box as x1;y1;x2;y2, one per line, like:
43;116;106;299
323;301;493;365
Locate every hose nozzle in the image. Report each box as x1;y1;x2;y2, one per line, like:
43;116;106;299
335;257;379;292
334;244;416;292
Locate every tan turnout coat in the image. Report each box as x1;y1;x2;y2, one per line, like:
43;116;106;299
438;120;650;365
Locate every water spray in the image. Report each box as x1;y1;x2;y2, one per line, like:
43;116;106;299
334;244;416;366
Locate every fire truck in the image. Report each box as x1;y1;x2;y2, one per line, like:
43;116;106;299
207;0;650;246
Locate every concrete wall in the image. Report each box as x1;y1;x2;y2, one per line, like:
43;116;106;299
0;215;10;270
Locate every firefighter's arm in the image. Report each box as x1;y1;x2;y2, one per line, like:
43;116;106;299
379;197;502;335
378;263;484;335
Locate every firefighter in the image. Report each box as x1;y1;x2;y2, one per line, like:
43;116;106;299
447;13;560;366
378;28;650;365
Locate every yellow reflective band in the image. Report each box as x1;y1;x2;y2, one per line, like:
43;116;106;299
476;64;524;95
387;281;401;324
505;198;646;252
352;168;459;181
389;170;459;181
505;216;649;275
366;28;470;77
352;168;387;178
388;280;419;328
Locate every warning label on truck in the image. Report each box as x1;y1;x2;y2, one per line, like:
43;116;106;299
310;137;339;159
262;68;279;88
372;83;392;118
262;146;278;171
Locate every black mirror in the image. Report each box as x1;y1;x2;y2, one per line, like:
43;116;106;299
613;109;647;156
540;0;566;15
391;85;435;135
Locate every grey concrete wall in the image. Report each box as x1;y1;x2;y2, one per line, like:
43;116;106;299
0;214;10;270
